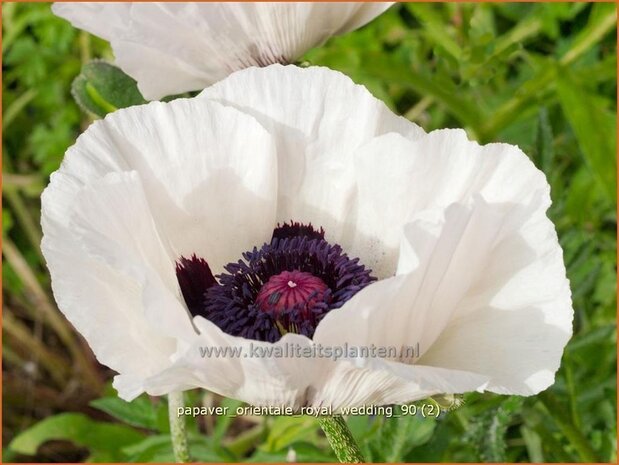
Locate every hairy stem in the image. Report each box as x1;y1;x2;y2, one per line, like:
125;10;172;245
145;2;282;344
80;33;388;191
168;392;192;463
319;416;365;463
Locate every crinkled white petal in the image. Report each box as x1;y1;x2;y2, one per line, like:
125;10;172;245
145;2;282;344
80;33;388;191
140;317;323;407
418;201;573;395
140;317;489;410
41;98;279;398
316;191;572;396
203;76;550;279
348;129;550;277
311;360;489;411
315;197;520;357
201;64;425;250
41;173;180;384
46;98;278;273
69;172;196;341
52;2;393;99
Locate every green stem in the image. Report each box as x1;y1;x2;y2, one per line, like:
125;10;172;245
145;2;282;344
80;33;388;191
4;186;44;262
3;88;37;130
538;392;599;462
318;416;365;463
168;392;192;463
404;95;434;122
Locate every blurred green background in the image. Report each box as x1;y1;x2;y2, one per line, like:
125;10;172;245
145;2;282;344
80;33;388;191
2;2;617;462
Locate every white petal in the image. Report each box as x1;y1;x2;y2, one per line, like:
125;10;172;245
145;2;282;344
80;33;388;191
315;193;572;396
312;360;488;411
67;171;196;340
349;129;550;277
113;42;215;102
201;64;425;245
336;3;395;33
52;2;393;99
41;174;179;384
52;3;133;40
48;98;278;273
41;98;279;398
418;201;573;395
141;317;324;408
315;198;507;355
139;317;488;410
113;374;147;401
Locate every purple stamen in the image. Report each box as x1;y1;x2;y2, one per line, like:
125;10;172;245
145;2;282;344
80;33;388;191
175;254;216;317
175;222;376;342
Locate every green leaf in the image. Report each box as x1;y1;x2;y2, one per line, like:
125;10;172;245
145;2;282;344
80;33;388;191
8;413;144;461
122;434;225;462
567;323;615;353
407;3;463;61
90;395;163;431
346;414;383;444
534;107;554;172
539;391;600;462
520;426;545;463
2;209;14;235
212;398;244;441
563;166;610;226
363;410;436;462
560;3;617;66
404;418;452;462
71;60;146;118
122;435;177;462
261;416;320;452
556;71;617;201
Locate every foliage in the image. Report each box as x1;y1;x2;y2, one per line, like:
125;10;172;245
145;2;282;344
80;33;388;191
2;2;616;463
71;60;146;118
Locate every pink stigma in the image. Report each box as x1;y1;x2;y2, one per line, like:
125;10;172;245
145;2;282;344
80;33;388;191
255;270;329;316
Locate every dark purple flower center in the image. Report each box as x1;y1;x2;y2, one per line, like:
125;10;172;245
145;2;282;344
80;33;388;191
175;222;376;342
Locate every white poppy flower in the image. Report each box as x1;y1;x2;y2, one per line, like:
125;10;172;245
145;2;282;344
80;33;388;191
41;65;573;410
51;2;393;100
